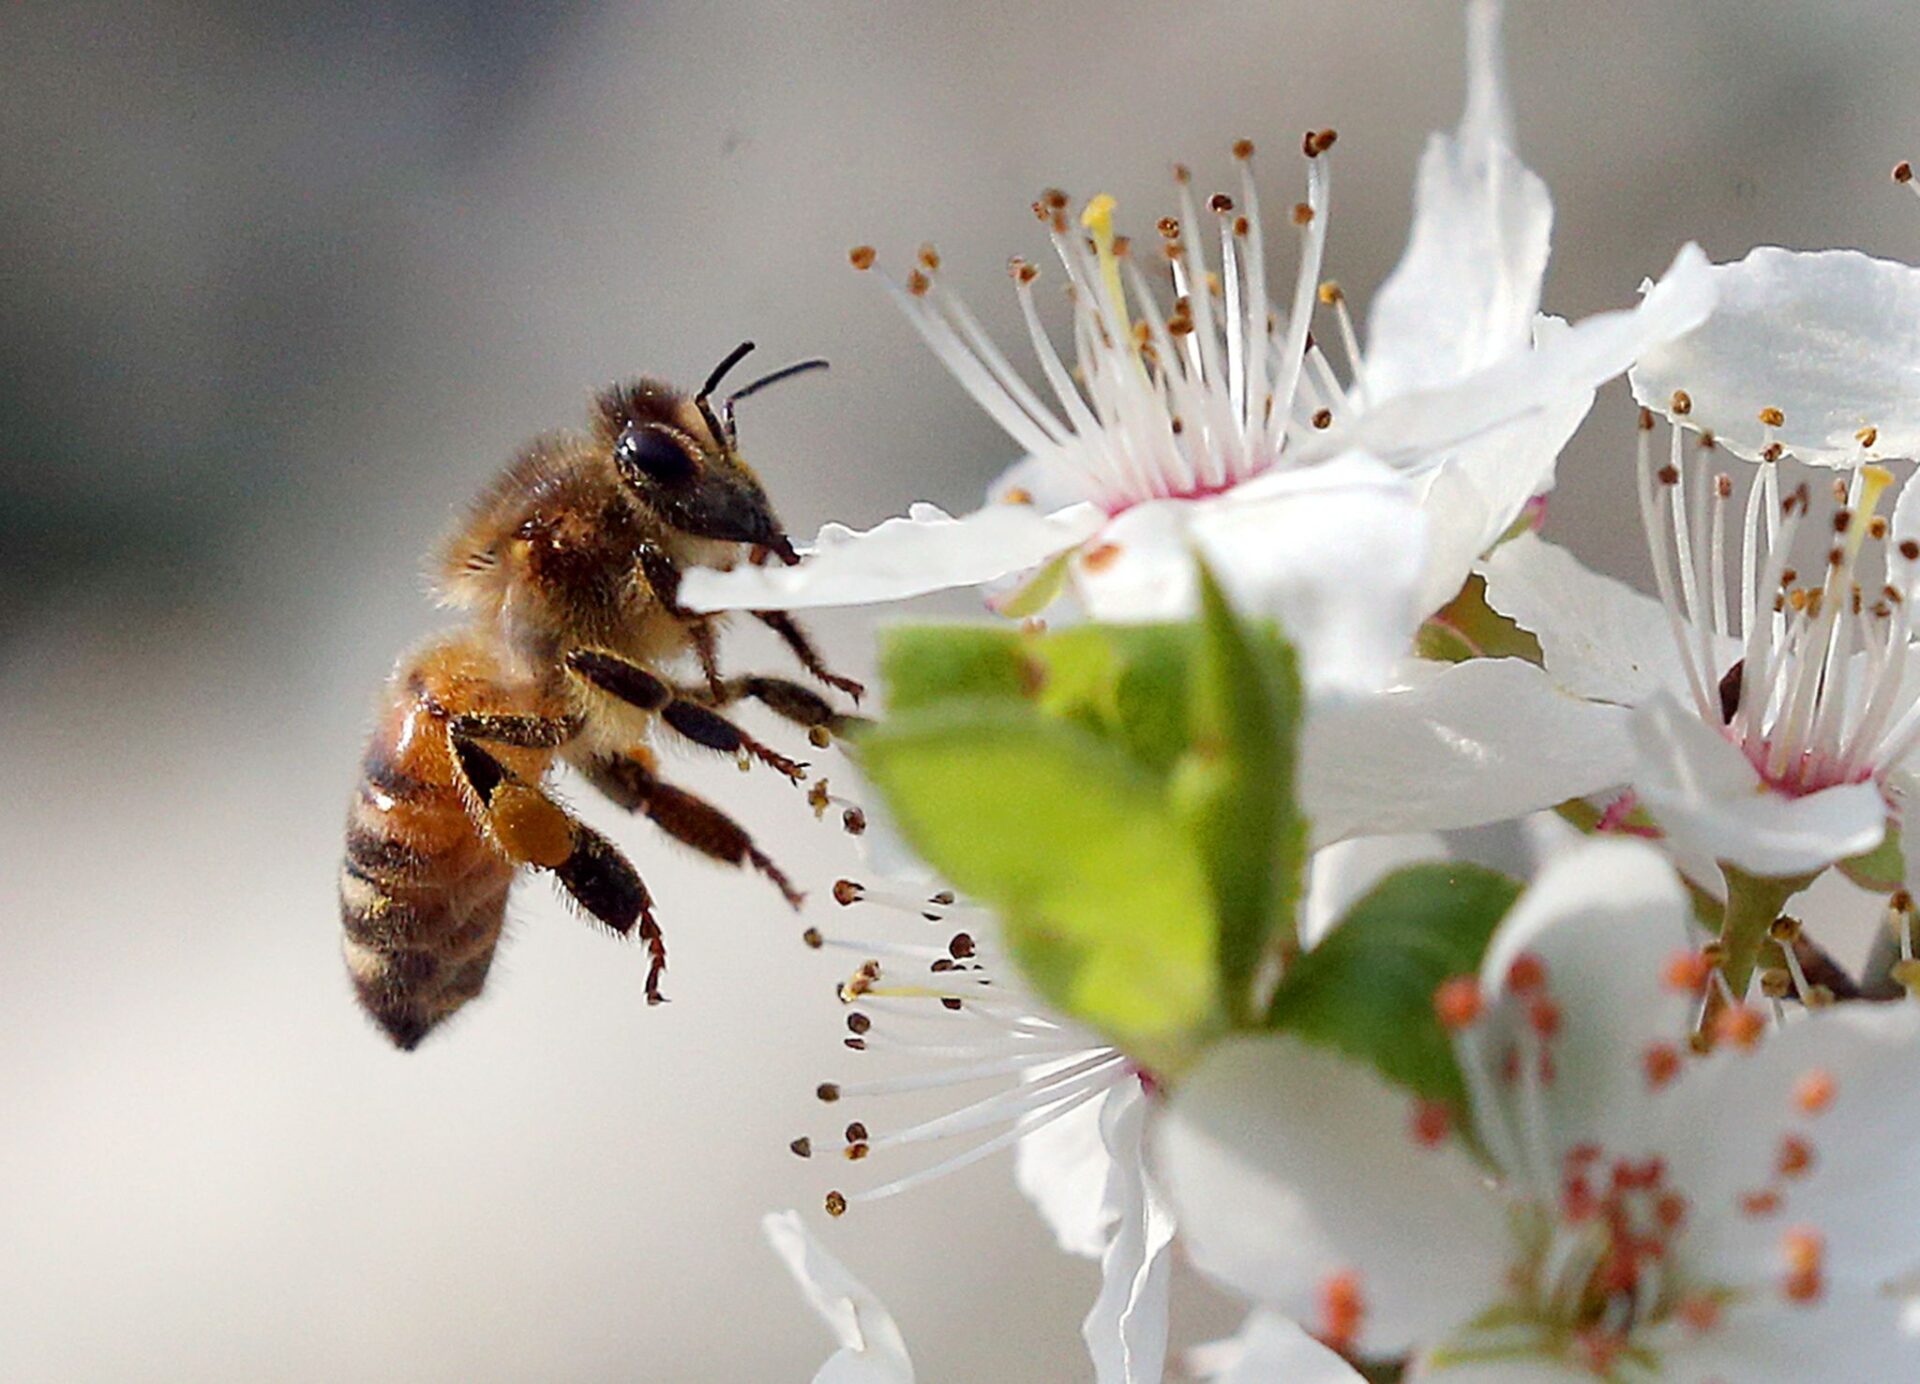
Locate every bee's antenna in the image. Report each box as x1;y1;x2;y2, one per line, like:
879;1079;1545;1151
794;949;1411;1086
726;358;831;406
697;340;757;445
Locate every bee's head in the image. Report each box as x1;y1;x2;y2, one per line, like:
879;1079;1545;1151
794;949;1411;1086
595;343;827;564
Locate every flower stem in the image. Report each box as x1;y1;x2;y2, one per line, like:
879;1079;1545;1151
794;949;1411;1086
1714;866;1812;1003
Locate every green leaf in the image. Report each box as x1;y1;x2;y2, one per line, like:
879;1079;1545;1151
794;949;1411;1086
1174;563;1309;1022
858;699;1218;1055
877;625;1032;713
1033;624;1194;776
1266;863;1521;1112
1840;825;1905;894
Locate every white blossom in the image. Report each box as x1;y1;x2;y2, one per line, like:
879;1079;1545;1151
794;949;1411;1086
1157;840;1920;1378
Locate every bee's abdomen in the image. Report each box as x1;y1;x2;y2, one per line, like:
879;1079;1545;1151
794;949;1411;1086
340;634;553;1049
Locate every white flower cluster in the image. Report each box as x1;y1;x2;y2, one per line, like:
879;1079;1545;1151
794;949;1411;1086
740;2;1920;1379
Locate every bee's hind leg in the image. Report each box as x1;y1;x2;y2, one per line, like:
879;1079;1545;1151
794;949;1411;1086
447;725;669;1002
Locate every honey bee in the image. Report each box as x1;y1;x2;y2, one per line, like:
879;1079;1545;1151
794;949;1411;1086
340;343;861;1050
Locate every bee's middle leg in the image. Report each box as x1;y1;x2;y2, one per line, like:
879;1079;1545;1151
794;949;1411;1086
564;648;807;782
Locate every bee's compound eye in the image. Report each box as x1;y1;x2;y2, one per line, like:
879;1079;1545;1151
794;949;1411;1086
615;426;696;485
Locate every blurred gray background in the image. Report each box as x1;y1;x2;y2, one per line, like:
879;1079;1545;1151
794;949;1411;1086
5;2;1919;1379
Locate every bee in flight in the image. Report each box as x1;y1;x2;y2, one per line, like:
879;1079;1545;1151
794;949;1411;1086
340;342;860;1050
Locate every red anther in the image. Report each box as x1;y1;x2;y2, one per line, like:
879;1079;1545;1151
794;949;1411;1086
1561;1176;1597;1223
1784;1268;1824;1304
1783;1227;1824;1275
1740;1190;1782;1218
1794;1068;1836;1115
1713;1004;1766;1050
1506;953;1547;994
1409;1100;1451;1148
1656;1191;1689;1232
1598;1251;1640;1297
1565;1142;1602;1166
1663;949;1713;994
1527;996;1562;1040
1433;975;1484;1030
1576;1328;1626;1374
1643;1042;1682;1090
1778;1135;1815;1179
1677;1294;1722;1332
1318;1270;1364;1353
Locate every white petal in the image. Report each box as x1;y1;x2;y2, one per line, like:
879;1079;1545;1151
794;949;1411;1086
1081;1084;1175;1384
1475;839;1694;1161
1414;345;1592;614
1629;695;1887;877
1303;833;1452;948
1303;658;1635;845
1659;1290;1920;1383
1156;1035;1511;1355
1656;1002;1920;1294
1013;1084;1113;1259
1078;456;1428;700
1480;533;1703;705
678;500;1103;611
763;1210;916;1384
990;450;1100;513
1193;1312;1367;1384
1630;247;1920;466
1304;244;1715;470
1365;0;1552;403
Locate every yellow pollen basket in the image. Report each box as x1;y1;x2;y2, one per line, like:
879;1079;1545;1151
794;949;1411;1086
1079;193;1131;335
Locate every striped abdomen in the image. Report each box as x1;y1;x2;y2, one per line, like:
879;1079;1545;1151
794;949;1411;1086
340;631;560;1049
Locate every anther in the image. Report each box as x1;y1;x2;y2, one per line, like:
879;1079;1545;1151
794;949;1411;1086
1658;464;1681;486
1638;406;1656;431
1778;1135;1814;1178
848;245;877;271
1232;215;1249;237
948;932;975;959
817;1082;841;1103
1318;280;1345;305
1043;188;1070;210
1643;1042;1682;1089
1311;408;1333;430
1759;406;1786;427
1740;1189;1782;1217
1208;193;1234;213
1715;472;1733;499
1317;1270;1363;1353
906;270;930;297
1232;137;1255;160
842;806;867;835
1871;515;1889;539
1671;389;1693;416
1714;1004;1766;1050
1793;1068;1836;1115
1901;540;1920;561
1858;425;1879;448
1506;953;1547;994
825;1190;847;1217
1763;442;1784;462
1700;940;1728;967
809;726;832;749
844;1121;868;1143
1292;202;1314;225
1759;968;1791;999
1172;164;1191;185
833;879;865;906
1677;1295;1723;1332
917;243;941;272
847;1012;871;1035
790;1136;813;1158
1768;916;1803;943
1805;984;1835;1008
1664;950;1712;993
802;927;823;949
1083;542;1123;573
1303;128;1338;156
1409;1100;1451;1147
1433;975;1484;1030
